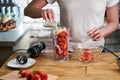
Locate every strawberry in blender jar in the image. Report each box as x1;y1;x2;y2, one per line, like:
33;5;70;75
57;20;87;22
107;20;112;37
53;27;69;61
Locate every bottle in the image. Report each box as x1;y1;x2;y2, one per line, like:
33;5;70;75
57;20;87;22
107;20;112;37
9;0;13;3
6;6;12;19
1;6;5;15
0;8;3;22
4;0;9;4
0;0;4;3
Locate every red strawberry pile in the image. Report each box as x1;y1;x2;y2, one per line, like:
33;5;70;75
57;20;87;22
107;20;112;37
80;48;94;61
54;28;69;58
19;69;48;80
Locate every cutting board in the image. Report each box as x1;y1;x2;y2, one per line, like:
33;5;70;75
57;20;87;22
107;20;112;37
0;71;58;80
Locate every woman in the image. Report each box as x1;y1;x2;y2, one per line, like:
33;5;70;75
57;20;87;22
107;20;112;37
24;0;119;49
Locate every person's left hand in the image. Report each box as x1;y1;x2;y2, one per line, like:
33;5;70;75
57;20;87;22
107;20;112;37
87;27;104;41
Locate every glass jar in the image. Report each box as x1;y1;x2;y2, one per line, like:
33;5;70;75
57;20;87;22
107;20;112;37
53;27;69;61
43;19;57;28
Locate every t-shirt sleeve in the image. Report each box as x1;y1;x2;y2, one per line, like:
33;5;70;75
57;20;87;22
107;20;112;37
107;0;119;7
46;0;56;4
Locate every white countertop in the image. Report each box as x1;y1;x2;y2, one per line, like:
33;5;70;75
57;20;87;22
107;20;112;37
0;23;31;46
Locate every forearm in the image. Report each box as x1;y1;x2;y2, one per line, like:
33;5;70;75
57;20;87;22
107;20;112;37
24;6;43;18
87;17;118;41
24;0;48;18
101;21;119;37
102;4;119;37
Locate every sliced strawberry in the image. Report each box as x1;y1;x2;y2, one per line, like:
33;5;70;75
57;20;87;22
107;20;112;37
80;51;94;61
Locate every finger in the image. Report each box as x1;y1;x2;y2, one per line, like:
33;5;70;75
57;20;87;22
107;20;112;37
91;30;100;38
47;9;54;22
94;33;101;39
43;9;49;20
93;37;101;41
93;33;101;39
92;33;103;41
48;9;53;21
88;27;98;36
51;9;55;21
88;30;99;38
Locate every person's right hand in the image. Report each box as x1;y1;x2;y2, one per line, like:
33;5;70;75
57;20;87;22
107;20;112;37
41;9;55;22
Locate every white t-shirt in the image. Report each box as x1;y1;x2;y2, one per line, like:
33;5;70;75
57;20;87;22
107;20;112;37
47;0;119;47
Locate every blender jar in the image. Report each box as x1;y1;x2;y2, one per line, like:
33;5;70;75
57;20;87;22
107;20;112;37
53;27;69;61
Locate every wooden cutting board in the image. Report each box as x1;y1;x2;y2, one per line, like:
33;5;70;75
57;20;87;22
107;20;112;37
0;71;58;80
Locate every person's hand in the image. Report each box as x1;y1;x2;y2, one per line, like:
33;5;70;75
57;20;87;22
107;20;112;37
41;9;55;22
87;27;104;41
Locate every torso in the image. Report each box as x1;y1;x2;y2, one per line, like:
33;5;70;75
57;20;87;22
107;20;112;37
47;0;117;46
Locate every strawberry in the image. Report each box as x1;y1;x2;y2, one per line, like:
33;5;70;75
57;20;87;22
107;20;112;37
36;70;43;77
27;72;34;80
32;74;40;80
80;50;94;61
58;32;65;37
19;70;28;78
41;73;48;80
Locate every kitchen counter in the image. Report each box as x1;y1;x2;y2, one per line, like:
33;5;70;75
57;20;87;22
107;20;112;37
0;52;120;80
0;23;31;67
0;23;30;46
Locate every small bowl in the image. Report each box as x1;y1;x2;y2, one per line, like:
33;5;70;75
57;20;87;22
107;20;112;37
74;43;102;62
